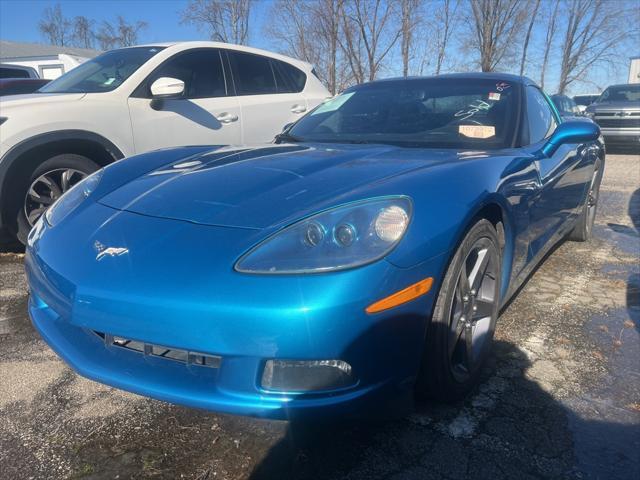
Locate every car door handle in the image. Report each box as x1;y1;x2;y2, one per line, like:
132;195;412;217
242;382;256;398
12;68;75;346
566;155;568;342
291;104;307;114
216;112;239;123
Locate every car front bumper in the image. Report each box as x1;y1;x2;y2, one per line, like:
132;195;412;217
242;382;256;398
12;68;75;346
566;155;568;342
25;203;444;419
599;128;640;144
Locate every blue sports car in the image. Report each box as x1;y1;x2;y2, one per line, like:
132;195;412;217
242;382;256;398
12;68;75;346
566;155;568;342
25;74;603;419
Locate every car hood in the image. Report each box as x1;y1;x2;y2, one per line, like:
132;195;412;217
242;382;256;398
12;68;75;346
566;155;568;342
98;143;457;229
0;92;86;107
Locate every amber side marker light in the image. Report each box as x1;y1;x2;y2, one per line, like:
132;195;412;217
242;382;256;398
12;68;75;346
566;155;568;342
365;277;434;314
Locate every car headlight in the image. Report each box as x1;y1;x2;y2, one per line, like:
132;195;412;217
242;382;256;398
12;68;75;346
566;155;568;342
45;169;103;227
584;110;595;119
235;197;412;274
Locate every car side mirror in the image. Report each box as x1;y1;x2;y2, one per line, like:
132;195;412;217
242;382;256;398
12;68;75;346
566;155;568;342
542;120;600;157
150;77;185;98
149;77;185;111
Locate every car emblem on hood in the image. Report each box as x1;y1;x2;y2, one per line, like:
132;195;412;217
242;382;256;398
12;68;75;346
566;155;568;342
614;111;630;117
94;241;128;261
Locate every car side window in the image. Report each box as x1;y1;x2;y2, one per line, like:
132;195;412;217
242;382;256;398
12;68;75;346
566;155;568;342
526;86;557;144
0;67;29;78
228;51;277;95
272;59;306;93
146;49;226;99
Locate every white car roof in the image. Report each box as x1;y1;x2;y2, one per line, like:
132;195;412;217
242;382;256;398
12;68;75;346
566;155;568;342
127;41;313;72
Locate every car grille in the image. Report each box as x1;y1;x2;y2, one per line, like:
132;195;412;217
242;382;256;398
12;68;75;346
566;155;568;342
595;117;640;128
92;331;222;368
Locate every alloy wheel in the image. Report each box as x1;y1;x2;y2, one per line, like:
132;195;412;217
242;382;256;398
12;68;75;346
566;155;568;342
24;168;88;226
448;237;499;382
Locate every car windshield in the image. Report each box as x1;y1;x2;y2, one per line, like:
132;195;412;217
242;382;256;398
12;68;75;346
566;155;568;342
39;47;165;94
288;78;519;149
597;85;640;103
574;95;599;106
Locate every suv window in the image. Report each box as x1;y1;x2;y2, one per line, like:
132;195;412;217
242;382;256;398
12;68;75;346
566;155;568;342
145;49;226;99
272;59;306;93
0;67;30;79
526;86;557;144
228;51;277;95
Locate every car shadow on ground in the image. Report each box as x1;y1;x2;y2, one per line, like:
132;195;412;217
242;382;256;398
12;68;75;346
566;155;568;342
248;338;638;480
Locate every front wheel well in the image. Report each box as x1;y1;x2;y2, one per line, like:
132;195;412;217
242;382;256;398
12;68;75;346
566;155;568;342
473;203;506;251
470;202;515;300
1;138;119;230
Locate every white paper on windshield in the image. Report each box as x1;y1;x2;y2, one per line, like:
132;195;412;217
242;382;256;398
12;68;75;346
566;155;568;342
459;125;495;139
311;92;355;116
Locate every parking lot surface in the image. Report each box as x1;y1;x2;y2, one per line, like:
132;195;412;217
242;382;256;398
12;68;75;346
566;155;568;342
1;153;638;480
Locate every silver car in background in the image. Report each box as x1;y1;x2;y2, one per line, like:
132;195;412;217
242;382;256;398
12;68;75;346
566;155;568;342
585;84;640;148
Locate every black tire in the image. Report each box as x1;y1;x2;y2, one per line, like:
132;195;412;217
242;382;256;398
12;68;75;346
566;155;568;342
417;219;502;402
568;158;603;242
16;154;99;244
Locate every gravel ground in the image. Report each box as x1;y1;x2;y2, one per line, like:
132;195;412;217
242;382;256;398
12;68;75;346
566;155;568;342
0;152;638;480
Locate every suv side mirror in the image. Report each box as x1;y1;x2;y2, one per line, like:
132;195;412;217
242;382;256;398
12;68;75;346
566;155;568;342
542;120;600;156
150;77;185;98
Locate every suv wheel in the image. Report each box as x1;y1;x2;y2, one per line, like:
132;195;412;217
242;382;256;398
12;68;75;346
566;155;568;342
16;154;99;244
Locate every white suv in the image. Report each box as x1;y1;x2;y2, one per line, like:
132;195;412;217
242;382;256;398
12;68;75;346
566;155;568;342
0;41;329;244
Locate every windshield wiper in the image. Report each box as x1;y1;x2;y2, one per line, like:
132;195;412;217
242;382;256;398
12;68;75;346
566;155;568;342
274;132;303;144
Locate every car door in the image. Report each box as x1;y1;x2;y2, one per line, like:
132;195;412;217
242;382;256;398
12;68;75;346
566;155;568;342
526;86;592;258
226;50;309;144
127;49;241;154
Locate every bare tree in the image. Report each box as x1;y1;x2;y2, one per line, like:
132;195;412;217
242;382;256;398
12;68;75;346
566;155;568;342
433;0;459;75
266;0;348;94
519;0;541;76
340;0;402;82
317;0;346;93
557;0;638;94
539;0;560;89
181;0;253;45
71;16;95;49
39;3;70;46
468;0;528;72
400;0;421;77
96;16;147;50
116;16;147;47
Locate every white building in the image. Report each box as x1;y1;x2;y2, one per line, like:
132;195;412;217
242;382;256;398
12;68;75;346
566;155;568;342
629;56;640;84
0;40;100;79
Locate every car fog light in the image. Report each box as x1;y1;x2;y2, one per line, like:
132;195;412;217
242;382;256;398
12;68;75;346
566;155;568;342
261;359;354;392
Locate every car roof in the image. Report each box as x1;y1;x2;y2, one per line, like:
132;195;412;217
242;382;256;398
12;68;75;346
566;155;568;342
371;72;537;87
120;41;313;71
605;83;638;88
0;78;48;85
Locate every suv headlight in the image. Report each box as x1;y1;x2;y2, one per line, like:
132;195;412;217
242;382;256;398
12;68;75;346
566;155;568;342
45;169;103;227
235;197;412;274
